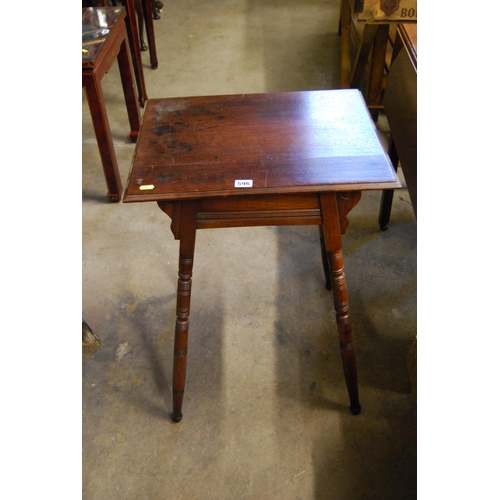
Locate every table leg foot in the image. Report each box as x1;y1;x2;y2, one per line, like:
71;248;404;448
172;412;183;423
350;403;361;415
130;130;139;143
107;193;121;202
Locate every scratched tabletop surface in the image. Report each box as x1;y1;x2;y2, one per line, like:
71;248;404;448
123;90;400;202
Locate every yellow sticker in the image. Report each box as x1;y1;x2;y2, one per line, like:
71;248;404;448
139;185;155;190
114;9;120;12
82;49;88;53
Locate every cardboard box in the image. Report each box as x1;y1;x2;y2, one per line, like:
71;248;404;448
352;0;417;21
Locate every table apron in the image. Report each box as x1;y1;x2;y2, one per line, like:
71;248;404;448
158;190;361;237
197;210;323;229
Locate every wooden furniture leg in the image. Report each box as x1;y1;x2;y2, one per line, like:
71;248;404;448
339;0;352;89
116;35;141;143
318;226;332;290
350;23;378;90
134;0;148;51
378;139;399;230
366;23;389;120
152;0;161;19
124;0;148;106
142;0;158;69
319;192;361;415
171;201;198;422
83;75;123;201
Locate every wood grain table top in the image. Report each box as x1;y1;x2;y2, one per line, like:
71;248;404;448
123;89;400;203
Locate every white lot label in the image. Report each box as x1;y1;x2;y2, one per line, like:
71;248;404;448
234;180;253;188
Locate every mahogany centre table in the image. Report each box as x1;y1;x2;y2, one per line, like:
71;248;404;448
123;89;400;422
82;7;141;202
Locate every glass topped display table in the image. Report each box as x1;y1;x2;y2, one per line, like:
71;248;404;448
82;7;141;202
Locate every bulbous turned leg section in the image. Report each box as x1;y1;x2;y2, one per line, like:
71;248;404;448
171;258;193;423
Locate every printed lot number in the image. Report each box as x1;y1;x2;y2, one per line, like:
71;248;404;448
235;180;253;188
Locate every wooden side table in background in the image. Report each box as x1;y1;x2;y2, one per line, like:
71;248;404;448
123;0;158;106
82;6;141;201
83;0;153;107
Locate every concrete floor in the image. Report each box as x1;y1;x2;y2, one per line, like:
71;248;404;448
82;1;417;498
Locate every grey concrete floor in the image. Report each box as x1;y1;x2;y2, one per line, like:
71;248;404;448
82;1;417;498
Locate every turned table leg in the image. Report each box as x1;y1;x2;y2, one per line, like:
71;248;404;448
171;202;198;422
319;192;361;415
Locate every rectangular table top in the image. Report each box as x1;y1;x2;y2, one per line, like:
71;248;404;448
123;89;400;203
